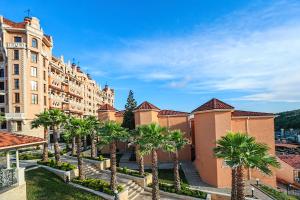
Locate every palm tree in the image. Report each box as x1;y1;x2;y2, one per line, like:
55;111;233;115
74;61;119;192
64;117;90;180
32;109;66;164
214;132;280;200
168;130;189;192
97;121;128;191
31;111;51;162
129;127;145;176
85;116;101;158
138;123;172;200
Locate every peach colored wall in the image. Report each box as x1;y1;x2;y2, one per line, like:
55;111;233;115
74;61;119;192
115;116;123;124
231;117;276;187
134;110;159;125
193;111;219;187
98;111;116;122
277;158;295;184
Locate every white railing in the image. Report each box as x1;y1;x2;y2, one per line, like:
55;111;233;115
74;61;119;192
5;113;25;120
6;43;26;49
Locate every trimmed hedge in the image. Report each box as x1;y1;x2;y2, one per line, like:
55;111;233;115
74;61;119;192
117;167;149;178
37;159;76;171
19;152;54;160
150;182;207;199
72;178;123;195
83;155;107;161
258;184;298;200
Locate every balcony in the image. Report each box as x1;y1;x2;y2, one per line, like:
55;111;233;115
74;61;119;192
5;113;25;120
6;42;26;49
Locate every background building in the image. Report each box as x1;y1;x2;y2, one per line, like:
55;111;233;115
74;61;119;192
0;16;114;138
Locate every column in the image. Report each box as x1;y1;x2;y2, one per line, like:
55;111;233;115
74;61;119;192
6;151;10;169
16;149;19;168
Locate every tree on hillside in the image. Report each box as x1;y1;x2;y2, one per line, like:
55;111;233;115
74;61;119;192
214;132;280;200
122;90;137;130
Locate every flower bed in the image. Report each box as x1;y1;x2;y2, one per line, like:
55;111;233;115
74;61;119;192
155;182;207;199
117;167;149;178
72;178;123;195
258;184;298;200
37;159;76;171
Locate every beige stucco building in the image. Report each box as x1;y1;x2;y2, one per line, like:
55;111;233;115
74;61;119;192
0;16;114;138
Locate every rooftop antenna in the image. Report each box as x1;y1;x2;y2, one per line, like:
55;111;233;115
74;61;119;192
25;9;31;18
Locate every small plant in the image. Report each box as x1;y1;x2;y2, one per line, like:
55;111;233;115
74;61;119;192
37;159;76;171
258;184;298;200
116;167;149;178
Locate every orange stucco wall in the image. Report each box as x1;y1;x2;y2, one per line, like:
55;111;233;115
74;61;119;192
134;110;159;125
98;111;116;122
231;117;276;187
277;158;295;184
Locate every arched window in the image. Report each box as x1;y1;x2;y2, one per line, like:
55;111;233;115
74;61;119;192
32;38;38;48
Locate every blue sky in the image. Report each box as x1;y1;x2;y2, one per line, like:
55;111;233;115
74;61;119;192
1;0;300;113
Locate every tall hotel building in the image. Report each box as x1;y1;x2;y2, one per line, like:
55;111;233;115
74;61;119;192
0;16;114;138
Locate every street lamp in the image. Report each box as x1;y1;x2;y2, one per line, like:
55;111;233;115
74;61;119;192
251;187;254;198
256;178;259;186
287;184;292;195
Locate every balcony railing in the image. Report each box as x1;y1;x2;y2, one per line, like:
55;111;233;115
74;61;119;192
0;168;17;190
6;42;26;49
5;113;25;120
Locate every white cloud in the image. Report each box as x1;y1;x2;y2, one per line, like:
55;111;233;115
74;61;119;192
84;0;300;102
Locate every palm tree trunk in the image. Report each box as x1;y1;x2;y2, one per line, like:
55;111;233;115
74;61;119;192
72;137;76;156
42;128;49;162
136;146;144;175
173;150;180;193
236;166;245;200
110;141;117;191
53;126;61;164
76;136;84;180
91;133;97;158
152;150;160;200
83;135;87;151
231;168;237;200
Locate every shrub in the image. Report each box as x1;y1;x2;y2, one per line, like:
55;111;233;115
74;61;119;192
117;167;149;178
258;184;298;200
37;159;76;171
72;178;123;195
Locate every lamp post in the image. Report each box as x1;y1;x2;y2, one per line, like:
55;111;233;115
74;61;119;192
256;178;259;186
251;187;254;198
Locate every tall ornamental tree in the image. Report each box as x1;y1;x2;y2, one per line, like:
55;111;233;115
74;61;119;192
31;111;51;162
168;130;190;192
85;115;101;158
122;90;137;130
97;121;129;191
64;117;90;180
214;132;280;200
139;123;172;200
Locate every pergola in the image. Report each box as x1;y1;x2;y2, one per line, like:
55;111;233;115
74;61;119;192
0;131;45;169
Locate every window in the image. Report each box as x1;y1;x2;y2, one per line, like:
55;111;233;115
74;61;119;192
14;79;19;89
14;64;19;75
14;50;19;60
32;38;38;48
31;94;38;104
43;58;46;67
16;121;22;131
15;106;20;113
31;81;37;91
15;93;20;103
14;37;22;43
43;71;46;80
0;95;4;103
44;96;47;106
31;67;37;77
31;52;37;63
0;82;4;90
0;69;4;77
1;121;7;130
43;84;46;93
0;107;4;114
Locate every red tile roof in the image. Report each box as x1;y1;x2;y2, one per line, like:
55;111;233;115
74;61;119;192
0;131;45;150
192;98;234;113
278;155;300;169
3;18;26;28
98;103;116;111
135;101;160;111
158;109;189;116
115;110;125;117
276;143;299;149
232;110;274;117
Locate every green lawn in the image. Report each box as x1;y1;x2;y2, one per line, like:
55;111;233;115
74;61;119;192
145;168;188;184
26;168;103;200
